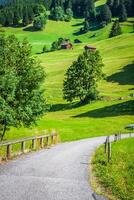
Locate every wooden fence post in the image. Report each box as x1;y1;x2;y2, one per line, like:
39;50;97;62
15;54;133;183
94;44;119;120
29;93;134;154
104;137;108;154
32;139;36;150
108;142;111;162
46;136;49;147
51;134;54;145
21;141;25;153
7;144;12;159
40;138;44;148
114;134;117;142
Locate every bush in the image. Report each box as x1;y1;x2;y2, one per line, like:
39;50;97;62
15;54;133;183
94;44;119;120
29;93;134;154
33;14;47;30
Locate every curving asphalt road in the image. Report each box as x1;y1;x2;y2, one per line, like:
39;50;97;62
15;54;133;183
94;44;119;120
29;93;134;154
0;134;132;200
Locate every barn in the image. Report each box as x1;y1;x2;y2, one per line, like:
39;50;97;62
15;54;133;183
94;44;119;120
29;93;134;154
84;45;96;51
61;41;73;49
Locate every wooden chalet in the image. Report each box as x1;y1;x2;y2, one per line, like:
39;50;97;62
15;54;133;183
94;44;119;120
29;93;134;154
84;45;96;51
61;41;73;49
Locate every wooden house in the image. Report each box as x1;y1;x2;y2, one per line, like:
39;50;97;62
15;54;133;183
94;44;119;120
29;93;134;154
61;41;73;49
84;45;96;51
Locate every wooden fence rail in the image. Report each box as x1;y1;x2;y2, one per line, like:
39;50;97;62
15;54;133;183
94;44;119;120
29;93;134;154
0;132;58;160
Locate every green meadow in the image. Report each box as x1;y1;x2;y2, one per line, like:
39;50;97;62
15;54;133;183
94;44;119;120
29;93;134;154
92;137;134;200
1;1;134;142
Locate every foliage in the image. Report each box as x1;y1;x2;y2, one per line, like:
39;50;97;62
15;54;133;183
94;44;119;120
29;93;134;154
92;138;134;200
83;20;90;33
50;6;64;21
0;1;47;27
109;20;122;37
65;8;73;22
33;14;47;30
0;35;47;140
42;45;47;53
63;50;105;103
118;1;127;22
107;0;134;18
100;4;112;24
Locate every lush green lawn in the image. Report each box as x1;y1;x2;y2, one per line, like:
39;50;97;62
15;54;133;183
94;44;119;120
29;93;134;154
92;137;134;200
1;1;134;142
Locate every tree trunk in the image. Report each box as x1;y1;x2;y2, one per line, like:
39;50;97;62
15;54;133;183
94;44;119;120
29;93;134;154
0;124;6;141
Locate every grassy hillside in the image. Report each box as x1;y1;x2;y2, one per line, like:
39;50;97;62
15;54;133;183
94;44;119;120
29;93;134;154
92;137;134;200
1;1;134;141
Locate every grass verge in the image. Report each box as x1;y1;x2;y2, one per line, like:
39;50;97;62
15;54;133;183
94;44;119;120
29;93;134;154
91;137;134;200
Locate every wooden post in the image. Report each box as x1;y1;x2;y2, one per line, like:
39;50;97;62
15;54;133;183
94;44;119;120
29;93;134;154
114;134;117;142
108;142;111;162
32;139;36;150
51;135;54;145
46;136;49;147
104;137;108;154
7;144;12;159
55;133;58;144
21;141;25;153
40;138;44;148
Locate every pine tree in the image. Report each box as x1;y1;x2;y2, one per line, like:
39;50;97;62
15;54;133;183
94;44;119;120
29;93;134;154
111;0;120;17
22;6;29;26
109;20;122;37
83;0;96;20
83;20;90;33
118;1;127;22
27;5;34;23
13;8;20;25
100;4;112;24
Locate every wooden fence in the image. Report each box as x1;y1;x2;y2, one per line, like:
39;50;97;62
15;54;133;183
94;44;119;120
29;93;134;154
0;132;58;160
104;133;133;162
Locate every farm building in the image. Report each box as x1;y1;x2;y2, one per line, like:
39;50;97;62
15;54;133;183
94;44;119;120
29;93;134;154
84;45;96;51
61;41;73;49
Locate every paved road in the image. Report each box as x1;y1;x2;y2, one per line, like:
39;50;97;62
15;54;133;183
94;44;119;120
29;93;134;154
0;134;132;200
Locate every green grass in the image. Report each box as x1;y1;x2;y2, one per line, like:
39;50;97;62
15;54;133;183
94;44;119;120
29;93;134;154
92;137;134;200
0;1;134;142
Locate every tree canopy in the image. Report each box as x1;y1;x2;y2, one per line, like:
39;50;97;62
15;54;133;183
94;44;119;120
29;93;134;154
63;49;105;103
0;34;47;140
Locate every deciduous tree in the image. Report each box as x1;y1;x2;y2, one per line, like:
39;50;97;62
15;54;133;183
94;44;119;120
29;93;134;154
0;35;47;141
63;49;105;103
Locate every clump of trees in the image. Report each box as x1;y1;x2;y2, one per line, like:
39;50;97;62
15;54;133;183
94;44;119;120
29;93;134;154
63;49;105;103
50;6;73;22
109;20;122;37
107;0;134;22
0;1;47;30
0;35;47;141
33;13;47;30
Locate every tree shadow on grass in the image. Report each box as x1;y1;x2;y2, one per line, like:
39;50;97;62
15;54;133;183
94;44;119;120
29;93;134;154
72;22;84;27
73;100;134;118
23;26;35;32
49;102;85;112
107;63;134;85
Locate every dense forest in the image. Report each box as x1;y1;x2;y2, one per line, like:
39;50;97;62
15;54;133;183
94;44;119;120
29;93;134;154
0;0;133;29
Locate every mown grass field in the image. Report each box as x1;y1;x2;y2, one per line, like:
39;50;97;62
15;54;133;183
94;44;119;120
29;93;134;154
92;137;134;200
1;0;134;142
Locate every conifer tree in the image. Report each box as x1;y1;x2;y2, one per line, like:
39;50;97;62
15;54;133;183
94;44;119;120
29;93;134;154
83;20;90;33
109;20;122;37
22;6;29;26
13;9;20;25
100;4;112;24
118;1;127;22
